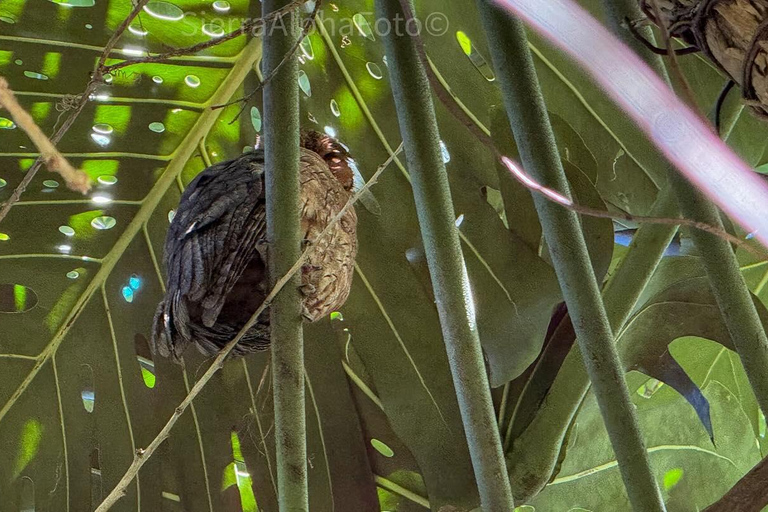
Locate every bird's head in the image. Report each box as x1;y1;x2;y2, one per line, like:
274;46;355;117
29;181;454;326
300;130;355;192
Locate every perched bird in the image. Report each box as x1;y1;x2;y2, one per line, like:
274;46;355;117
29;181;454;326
152;130;358;362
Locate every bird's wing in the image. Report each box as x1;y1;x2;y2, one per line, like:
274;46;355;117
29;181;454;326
165;152;267;328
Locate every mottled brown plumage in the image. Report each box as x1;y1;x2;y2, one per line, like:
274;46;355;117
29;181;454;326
151;131;357;361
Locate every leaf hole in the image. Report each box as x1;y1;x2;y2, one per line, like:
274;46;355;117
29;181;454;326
455;31;495;81
135;334;156;389
90;448;103;508
0;284;39;313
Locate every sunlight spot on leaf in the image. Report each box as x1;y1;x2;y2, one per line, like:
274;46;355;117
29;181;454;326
66;269;80;279
14;59;23;65
129;274;142;291
250;107;261;133
58;244;72;253
0;15;16;24
122;286;134;303
168;209;176;223
663;468;684;490
330;311;343;321
149;122;166;133
513;507;535;512
228;431;257;511
143;1;184;21
162;491;181;502
48;0;95;6
440;140;450;163
92;123;113;135
330;99;341;117
103;73;114;84
91;133;111;147
13;419;43;478
455;214;464;227
91;216;116;230
97;175;117;186
455;31;495;81
0;117;16;129
135;334;156;388
85;23;92;29
370;438;394;457
202;22;225;38
59;226;75;237
128;24;148;36
24;71;49;80
759;410;766;438
43;179;60;189
0;178;7;188
0;284;37;313
0;233;9;241
213;0;231;12
81;389;95;413
298;70;311;97
152;75;164;84
353;13;375;40
91;195;112;205
122;47;145;57
184;74;201;88
324;125;337;138
637;378;664;399
366;61;383;80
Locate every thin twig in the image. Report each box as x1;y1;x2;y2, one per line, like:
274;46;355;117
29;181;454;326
0;0;151;226
95;144;403;511
0;78;90;193
100;0;306;74
212;0;323;116
398;1;765;259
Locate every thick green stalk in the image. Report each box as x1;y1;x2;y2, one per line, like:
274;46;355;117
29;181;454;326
477;3;665;510
375;0;515;509
262;1;307;510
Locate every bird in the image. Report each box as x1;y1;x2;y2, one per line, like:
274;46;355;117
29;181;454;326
151;130;358;362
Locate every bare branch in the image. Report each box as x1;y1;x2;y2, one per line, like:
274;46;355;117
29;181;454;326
95;144;403;511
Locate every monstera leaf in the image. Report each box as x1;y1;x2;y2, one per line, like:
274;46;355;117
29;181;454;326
3;0;768;511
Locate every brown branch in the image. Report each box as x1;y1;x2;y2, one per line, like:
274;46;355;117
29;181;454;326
0;78;90;193
100;0;306;74
94;143;403;511
212;0;323;115
703;454;768;512
0;0;151;226
397;0;765;260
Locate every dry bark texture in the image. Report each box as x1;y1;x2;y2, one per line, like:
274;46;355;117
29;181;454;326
640;0;768;117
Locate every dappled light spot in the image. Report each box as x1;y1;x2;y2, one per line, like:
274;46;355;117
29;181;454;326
184;74;201;88
143;1;184;21
330;311;343;321
92;123;113;135
14;59;23;65
250;107;261;132
636;377;664;399
97;175;117;186
330;99;340;117
455;214;464;227
213;0;230;12
663;468;684;490
0;233;9;241
455;31;495;82
90;133;111;147
48;0;95;6
128;24;148;36
760;410;766;438
43;179;59;189
135;334;157;388
81;389;94;413
24;71;49;81
353;13;375;40
91;216;116;230
324;125;337;138
440;140;450;163
92;195;112;204
0;178;7;189
58;226;75;237
14;420;43;479
152;75;163;84
129;274;142;291
298;70;311;97
366;62;383;80
122;47;145;57
370;438;394;458
0;15;16;24
0;117;16;129
57;244;72;254
149;122;166;133
103;74;114;84
0;284;38;313
203;23;225;38
122;286;134;303
85;23;93;29
66;269;81;279
300;37;314;60
168;209;176;223
162;491;181;502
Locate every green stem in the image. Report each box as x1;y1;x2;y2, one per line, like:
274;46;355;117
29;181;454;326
262;1;307;510
477;3;665;510
376;0;515;509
